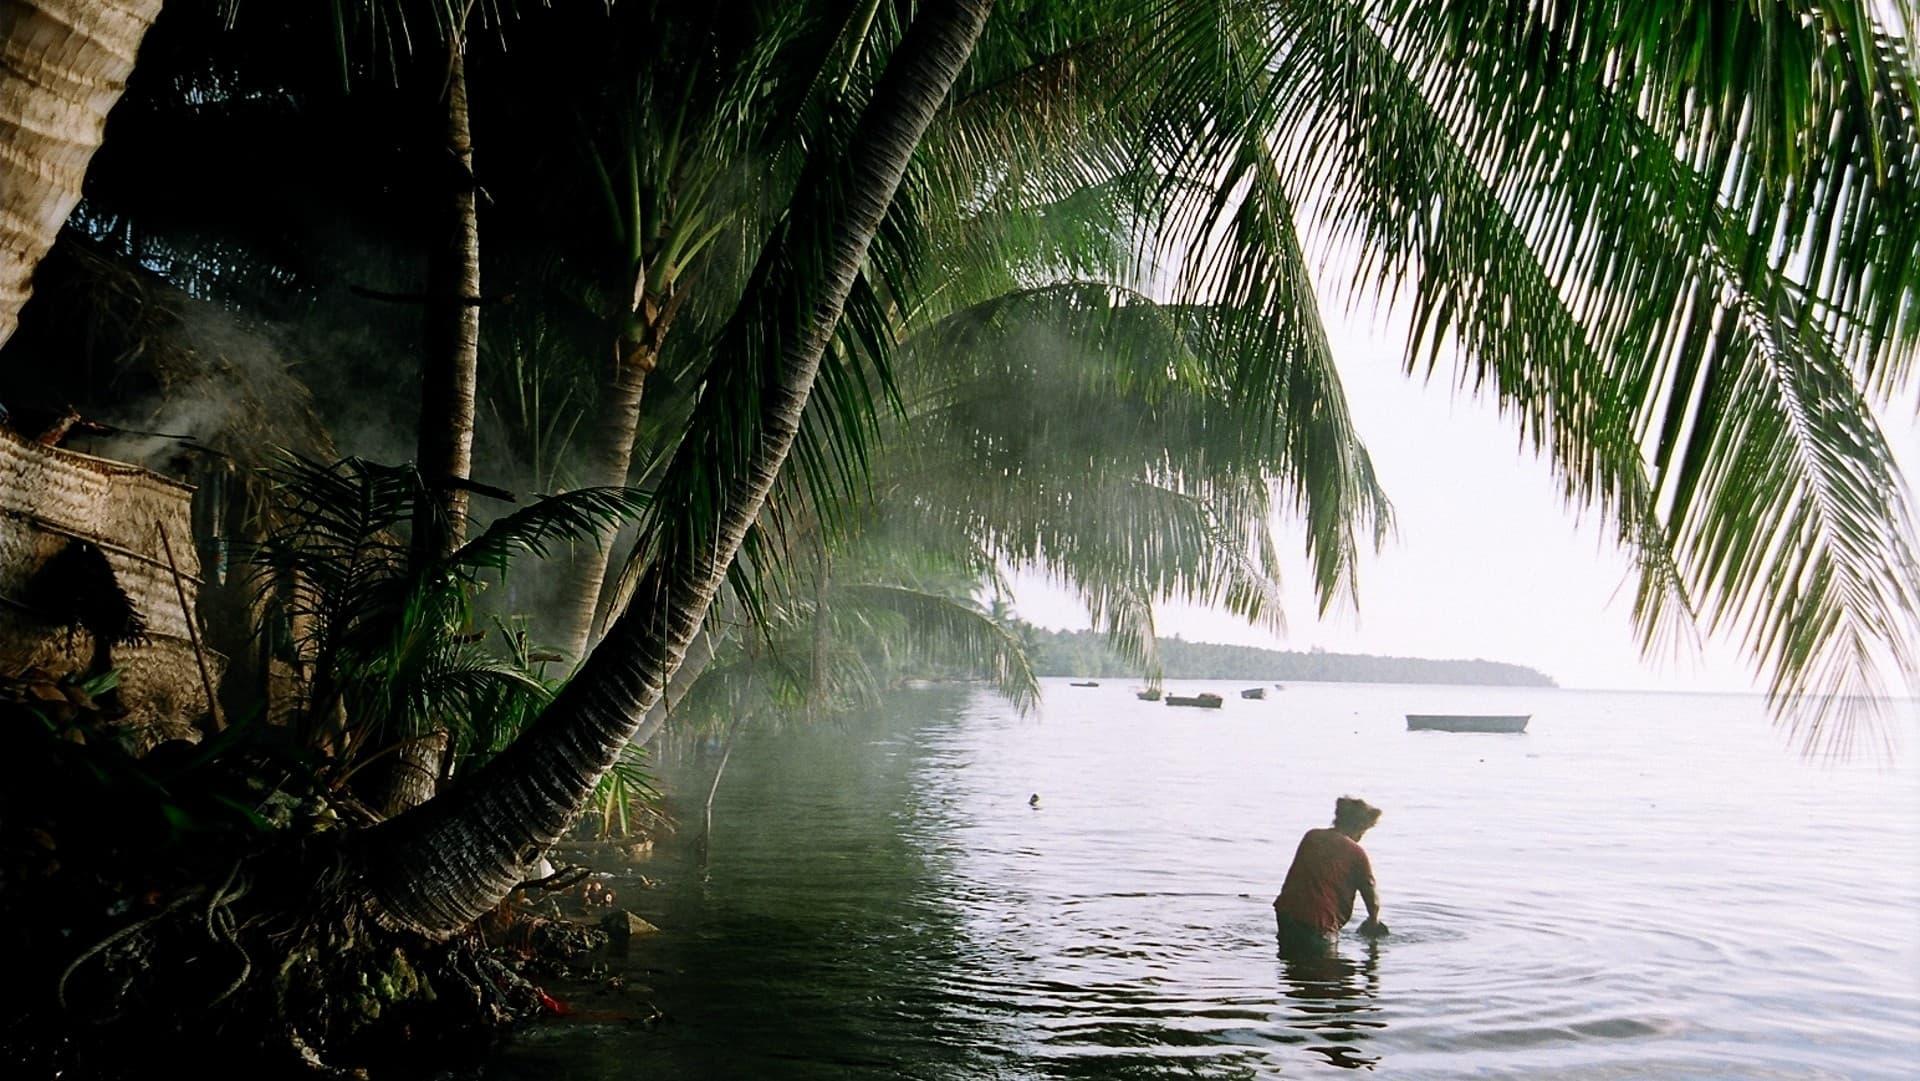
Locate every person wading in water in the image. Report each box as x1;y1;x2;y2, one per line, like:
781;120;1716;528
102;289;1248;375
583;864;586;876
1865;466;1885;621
1273;796;1388;956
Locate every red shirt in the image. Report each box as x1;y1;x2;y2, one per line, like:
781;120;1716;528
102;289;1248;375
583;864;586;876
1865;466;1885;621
1273;828;1373;933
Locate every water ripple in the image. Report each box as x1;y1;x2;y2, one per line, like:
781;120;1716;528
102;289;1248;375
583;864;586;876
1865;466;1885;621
486;683;1920;1080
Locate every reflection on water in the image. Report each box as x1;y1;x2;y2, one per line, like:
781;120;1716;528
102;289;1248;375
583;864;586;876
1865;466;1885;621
1277;940;1383;1070
485;682;1920;1080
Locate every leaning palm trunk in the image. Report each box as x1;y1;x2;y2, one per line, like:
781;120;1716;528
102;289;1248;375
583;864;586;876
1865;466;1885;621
0;0;164;349
380;43;481;816
360;0;995;938
553;340;658;660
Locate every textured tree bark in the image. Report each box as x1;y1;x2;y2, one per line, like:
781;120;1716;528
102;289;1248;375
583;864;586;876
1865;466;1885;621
415;43;481;548
0;0;165;349
360;0;995;938
631;596;734;748
380;42;480;817
553;337;659;662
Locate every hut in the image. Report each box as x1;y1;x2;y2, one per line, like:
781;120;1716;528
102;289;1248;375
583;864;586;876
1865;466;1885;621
0;426;219;750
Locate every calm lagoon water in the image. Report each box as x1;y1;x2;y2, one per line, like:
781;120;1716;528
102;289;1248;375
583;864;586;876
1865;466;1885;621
488;680;1920;1079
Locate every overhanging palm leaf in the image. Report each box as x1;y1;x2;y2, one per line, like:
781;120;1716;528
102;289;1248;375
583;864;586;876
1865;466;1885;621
985;0;1920;750
453;486;652;573
1233;1;1920;749
832;583;1041;712
885;279;1381;639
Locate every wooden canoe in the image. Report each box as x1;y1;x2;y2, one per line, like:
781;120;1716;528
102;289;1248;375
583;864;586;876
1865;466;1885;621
1406;714;1529;733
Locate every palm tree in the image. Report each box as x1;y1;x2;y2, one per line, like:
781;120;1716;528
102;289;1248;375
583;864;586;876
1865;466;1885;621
0;0;166;348
246;453;649;804
544;11;810;659
925;0;1920;745
413;26;481;552
365;0;1920;935
5;0;1916;952
358;0;997;938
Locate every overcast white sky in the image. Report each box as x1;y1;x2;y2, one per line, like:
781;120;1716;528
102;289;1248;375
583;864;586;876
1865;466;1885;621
1009;290;1920;694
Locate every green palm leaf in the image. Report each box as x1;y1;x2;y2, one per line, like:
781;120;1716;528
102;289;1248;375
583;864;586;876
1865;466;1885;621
452;486;653;573
831;583;1041;712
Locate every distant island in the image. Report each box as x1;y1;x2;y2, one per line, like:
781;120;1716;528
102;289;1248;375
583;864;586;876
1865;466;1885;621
1022;627;1557;687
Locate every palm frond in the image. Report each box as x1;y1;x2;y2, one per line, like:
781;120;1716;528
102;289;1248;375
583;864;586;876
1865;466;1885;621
453;486;653;573
831;583;1040;712
1231;1;1920;748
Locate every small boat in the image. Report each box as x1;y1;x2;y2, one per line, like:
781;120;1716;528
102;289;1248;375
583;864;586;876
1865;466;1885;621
1166;693;1224;709
1272;683;1287;691
1406;714;1529;734
1135;688;1162;701
1070;680;1100;688
1240;687;1267;700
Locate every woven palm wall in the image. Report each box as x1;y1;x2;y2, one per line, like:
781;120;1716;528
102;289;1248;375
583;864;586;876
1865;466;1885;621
0;426;218;747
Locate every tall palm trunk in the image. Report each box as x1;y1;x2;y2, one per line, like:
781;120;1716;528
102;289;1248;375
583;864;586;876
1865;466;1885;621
0;0;164;349
361;0;995;938
554;332;664;661
382;43;480;816
415;43;481;550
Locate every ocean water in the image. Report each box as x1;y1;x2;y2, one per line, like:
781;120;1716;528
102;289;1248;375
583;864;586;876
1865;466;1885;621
487;680;1920;1079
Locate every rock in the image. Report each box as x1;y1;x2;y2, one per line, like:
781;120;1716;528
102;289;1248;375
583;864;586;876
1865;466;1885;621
599;909;660;944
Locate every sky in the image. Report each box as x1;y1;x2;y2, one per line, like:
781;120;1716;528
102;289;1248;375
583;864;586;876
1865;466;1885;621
1008;289;1920;694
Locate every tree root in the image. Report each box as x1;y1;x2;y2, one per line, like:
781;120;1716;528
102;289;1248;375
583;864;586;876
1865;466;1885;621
56;886;206;1012
14;835;607;1078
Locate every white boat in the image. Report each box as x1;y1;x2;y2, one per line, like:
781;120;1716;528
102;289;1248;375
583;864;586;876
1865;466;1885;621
1406;714;1529;734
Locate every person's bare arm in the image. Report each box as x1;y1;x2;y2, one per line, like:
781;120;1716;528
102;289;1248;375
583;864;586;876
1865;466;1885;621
1357;864;1388;936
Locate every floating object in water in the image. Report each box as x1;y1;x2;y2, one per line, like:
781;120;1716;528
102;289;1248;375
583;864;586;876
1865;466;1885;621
1028;793;1041;808
1240;687;1266;700
1069;680;1100;687
599;909;661;945
1165;693;1224;709
1406;714;1529;733
1136;688;1161;701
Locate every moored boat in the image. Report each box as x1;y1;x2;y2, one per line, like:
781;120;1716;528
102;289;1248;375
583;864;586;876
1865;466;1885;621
1136;688;1161;701
1406;714;1529;733
1166;693;1224;709
1070;680;1100;687
1240;687;1266;700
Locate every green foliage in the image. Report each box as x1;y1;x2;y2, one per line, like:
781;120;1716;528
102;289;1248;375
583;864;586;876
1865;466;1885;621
1250;1;1920;749
26;0;1918;758
244;454;648;782
656;554;1041;736
590;743;661;840
906;0;1920;750
832;583;1042;713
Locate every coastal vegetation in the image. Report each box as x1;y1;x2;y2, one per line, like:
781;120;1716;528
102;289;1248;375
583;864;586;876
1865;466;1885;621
1021;628;1556;687
0;0;1915;1076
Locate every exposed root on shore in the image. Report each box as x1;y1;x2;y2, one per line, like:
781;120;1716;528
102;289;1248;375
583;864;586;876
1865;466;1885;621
11;834;610;1078
0;721;613;1080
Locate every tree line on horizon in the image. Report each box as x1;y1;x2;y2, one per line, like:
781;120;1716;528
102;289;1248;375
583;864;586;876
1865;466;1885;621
1017;626;1556;686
